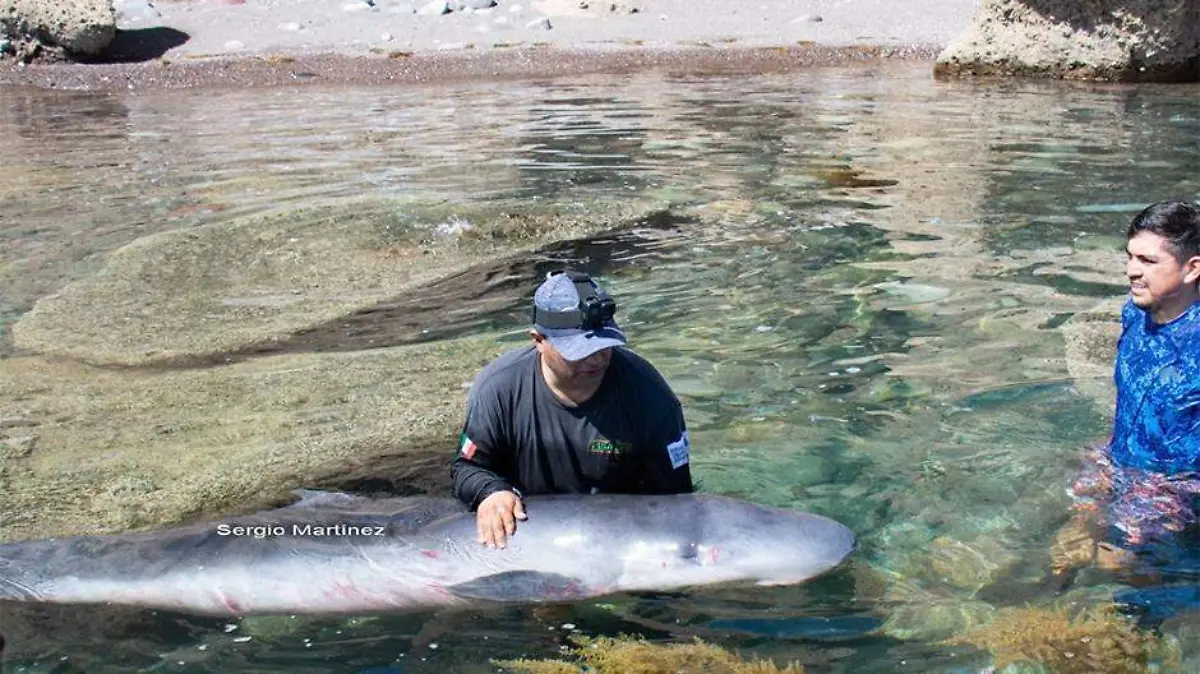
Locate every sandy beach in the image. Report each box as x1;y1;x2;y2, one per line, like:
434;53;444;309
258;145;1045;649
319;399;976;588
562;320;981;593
0;0;982;89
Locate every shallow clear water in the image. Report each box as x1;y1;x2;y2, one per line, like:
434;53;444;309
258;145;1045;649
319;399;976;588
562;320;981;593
4;62;1200;672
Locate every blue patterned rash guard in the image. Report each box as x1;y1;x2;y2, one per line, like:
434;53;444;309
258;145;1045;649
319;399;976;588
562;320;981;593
1109;297;1200;474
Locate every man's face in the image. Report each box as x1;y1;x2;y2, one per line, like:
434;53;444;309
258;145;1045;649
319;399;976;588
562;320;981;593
532;332;613;385
1126;230;1200;313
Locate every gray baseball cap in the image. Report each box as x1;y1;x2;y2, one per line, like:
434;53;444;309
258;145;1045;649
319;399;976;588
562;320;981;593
532;270;627;361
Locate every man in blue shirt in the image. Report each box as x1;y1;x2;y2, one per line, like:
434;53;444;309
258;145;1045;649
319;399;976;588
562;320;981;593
1055;199;1200;574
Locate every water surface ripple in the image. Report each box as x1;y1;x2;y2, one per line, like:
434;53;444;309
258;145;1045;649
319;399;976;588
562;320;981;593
4;63;1200;672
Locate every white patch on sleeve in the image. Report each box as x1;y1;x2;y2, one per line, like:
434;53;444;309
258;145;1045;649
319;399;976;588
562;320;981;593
666;430;690;469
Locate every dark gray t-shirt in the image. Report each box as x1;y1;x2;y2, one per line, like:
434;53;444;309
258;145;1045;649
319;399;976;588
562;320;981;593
451;345;693;508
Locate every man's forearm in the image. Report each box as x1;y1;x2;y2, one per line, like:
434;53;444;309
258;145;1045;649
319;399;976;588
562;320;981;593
451;457;516;510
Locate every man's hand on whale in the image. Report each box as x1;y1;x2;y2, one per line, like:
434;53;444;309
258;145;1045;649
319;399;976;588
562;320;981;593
477;489;527;549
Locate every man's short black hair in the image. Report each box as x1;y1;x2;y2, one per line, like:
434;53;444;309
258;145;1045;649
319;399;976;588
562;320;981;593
1128;199;1200;263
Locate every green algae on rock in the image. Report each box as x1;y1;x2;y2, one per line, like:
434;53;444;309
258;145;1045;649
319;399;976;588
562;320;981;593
0;334;510;542
10;197;662;367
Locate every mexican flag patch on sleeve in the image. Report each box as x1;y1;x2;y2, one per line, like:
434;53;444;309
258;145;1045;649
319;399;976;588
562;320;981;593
459;431;477;460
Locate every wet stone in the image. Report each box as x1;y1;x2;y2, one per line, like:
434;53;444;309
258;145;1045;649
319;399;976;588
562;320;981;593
882;595;997;642
839;482;870;499
789;454;836;488
2;435;37;458
668;375;721;400
926;535;1016;593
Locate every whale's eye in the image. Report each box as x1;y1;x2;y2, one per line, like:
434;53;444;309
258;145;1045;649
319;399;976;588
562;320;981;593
678;542;698;560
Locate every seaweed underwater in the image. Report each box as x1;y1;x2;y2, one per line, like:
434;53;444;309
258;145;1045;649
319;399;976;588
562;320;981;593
944;603;1181;673
494;634;807;674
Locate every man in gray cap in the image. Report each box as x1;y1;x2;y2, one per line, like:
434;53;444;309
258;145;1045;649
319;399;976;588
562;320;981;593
451;269;694;548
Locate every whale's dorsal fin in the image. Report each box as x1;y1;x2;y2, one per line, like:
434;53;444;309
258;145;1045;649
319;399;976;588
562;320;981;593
447;571;591;603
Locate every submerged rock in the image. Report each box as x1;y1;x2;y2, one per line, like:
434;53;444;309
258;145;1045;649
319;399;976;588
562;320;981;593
926;534;1022;594
872;280;952;306
881;584;997;642
0;0;116;61
935;0;1200;82
1059;297;1123;416
10;198;658;367
0;334;509;542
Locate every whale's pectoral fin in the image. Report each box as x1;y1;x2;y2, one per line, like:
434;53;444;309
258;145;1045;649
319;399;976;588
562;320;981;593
447;571;590;603
0;574;42;601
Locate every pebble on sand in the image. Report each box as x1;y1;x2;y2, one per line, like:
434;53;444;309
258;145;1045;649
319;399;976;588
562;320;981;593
418;0;451;15
115;0;162;23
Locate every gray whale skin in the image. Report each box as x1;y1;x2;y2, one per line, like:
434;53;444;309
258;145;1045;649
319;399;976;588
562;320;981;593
0;491;855;616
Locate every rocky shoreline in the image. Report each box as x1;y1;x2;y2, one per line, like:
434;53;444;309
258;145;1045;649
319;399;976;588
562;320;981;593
0;43;940;91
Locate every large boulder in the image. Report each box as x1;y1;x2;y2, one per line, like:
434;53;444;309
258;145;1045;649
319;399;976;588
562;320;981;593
935;0;1200;82
0;0;116;61
1061;297;1124;417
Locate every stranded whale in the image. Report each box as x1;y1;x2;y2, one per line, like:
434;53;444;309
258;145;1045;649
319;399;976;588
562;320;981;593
0;491;855;616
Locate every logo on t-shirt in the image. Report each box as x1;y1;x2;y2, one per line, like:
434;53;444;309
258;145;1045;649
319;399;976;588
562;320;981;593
459;431;477;460
666;430;690;469
587;437;632;455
